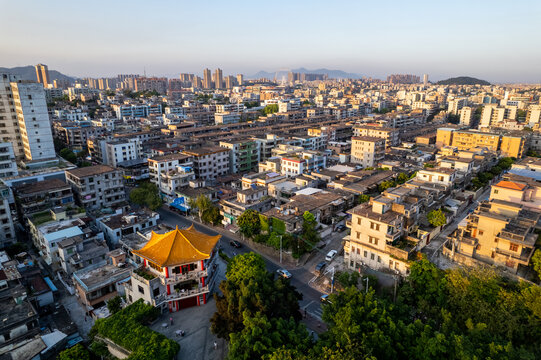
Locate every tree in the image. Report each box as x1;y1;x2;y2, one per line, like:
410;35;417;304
201;205;223;225
397;172;409;184
228;313;312;360
300;211;319;250
237;209;262;238
188;194;212;221
59;148;77;163
129;182;162;210
107;295;122;315
427;209;446;227
357;194;370;204
58;344;90;360
336;271;360;288
531;249;541;281
378;180;396;192
211;253;302;339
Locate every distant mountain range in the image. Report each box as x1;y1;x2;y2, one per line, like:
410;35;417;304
249;67;362;80
436;76;490;86
0;65;76;83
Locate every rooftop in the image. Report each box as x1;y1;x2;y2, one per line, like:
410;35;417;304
14;178;70;195
66;164;116;178
133;225;221;266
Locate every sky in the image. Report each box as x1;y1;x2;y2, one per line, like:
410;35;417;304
1;0;540;83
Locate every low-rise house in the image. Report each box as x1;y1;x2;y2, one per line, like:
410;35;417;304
124;226;220;313
72;258;132;309
416;167;456;189
97;209;160;246
444;198;540;276
241;171;286;190
58;236;108;276
220;187;273;225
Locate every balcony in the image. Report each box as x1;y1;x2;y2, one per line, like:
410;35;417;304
385;231;401;242
160;269;208;285
153;285;209;306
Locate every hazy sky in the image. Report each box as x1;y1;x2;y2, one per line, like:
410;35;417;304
2;0;540;82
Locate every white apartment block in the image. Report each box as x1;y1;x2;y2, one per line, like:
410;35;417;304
183;147;230;180
416;167;456;188
351;136;385;168
148;153;194;199
11;81;56;162
0;142;18;179
105;139;141;168
353;126;399;148
480;105;517;128
526;105;541;127
459;106;474;126
0;74;24;159
215;103;245;113
447;98;467;115
215;112;241;125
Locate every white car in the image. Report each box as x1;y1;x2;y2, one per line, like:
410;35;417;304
277;269;292;279
325;250;338;261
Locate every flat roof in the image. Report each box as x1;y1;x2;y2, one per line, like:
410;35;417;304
43;226;83;243
66;164;116;178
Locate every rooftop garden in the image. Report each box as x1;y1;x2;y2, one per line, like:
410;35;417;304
134;268;156;280
90;299;179;360
31;210;53;225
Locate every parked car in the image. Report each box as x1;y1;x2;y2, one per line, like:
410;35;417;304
276;269;292;279
230;240;242;248
335;225;346;232
325;249;338;261
314;261;327;276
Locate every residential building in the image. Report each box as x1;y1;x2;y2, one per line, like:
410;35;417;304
148;153;194;196
254;134;283;161
0;142;18;179
351;136;385;168
416;167;456;188
73;258;132;308
526;104;541;126
214;68;223;89
203;68;212;89
459;106;474;126
0;185;16;247
447;98;467;115
124;226;220;313
134;77;168;94
280;151;327;178
105;139;141;168
489;174;541;210
241;171;287;189
220;187;273;225
57;236;108;276
0;74;24;159
65;165;125;210
14;178;74;216
500;134;526;159
215;112;240;125
11;81;56;162
35;64;50;88
182;147;230;180
444;197;539;276
220;139;260;174
352;126;399;148
97;209;159;246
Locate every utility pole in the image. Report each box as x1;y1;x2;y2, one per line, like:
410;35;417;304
363;277;369;294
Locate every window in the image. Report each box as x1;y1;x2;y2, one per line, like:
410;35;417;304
478;230;484;236
377;256;381;263
370;222;380;231
138;285;144;294
509;243;518;252
356;248;360;255
356;231;360;239
370;253;375;260
369;236;379;245
357;218;361;225
363;250;368;258
494;189;499;194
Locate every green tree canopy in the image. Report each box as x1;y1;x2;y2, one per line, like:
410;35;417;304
58;344;90;360
211;253;302;339
237;209;262;238
129;182;162;210
427;209;446;227
107;295;122;315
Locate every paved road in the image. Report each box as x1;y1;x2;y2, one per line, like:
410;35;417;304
157;207;326;320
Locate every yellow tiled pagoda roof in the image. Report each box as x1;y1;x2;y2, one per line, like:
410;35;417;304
133;225;221;267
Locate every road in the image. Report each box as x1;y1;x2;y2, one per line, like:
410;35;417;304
157;207;327;320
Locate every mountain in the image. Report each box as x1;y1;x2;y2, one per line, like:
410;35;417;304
0;65;76;83
249;67;362;80
436;76;490;86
